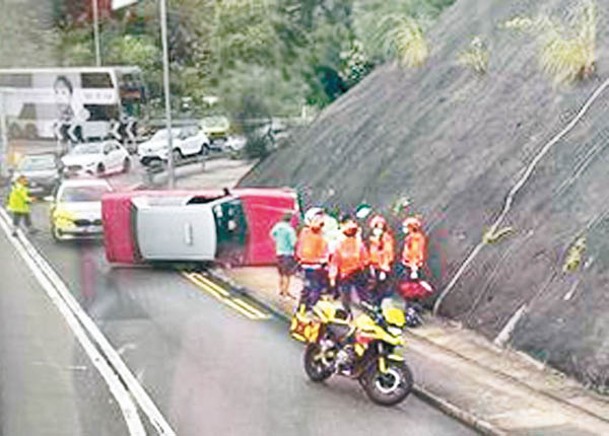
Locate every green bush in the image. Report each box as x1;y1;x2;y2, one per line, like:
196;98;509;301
380;15;429;68
458;36;489;75
504;0;597;84
244;133;270;159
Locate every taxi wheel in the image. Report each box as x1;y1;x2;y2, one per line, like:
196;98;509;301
51;223;64;242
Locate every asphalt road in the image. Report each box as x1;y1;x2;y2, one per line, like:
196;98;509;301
0;223;128;436
1;168;475;435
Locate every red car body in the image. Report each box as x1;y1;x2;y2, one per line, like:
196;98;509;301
102;188;299;266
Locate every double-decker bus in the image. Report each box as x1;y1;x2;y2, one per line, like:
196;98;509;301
0;66;146;140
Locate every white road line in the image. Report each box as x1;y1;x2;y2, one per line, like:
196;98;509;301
0;208;176;436
0;212;145;435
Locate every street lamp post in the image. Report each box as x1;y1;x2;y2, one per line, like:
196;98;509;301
92;0;102;67
0;92;8;179
159;0;175;188
111;0;174;187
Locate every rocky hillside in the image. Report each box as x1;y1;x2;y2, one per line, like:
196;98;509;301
241;0;609;392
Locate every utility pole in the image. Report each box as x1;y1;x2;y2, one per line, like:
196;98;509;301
0;91;8;179
159;0;175;187
92;0;102;66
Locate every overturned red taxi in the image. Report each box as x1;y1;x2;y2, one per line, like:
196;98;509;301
102;188;298;266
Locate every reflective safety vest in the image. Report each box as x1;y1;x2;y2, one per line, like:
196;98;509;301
7;182;31;214
296;227;329;266
331;236;369;280
369;232;394;272
402;231;427;268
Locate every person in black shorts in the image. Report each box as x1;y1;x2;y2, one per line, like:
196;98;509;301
270;213;298;298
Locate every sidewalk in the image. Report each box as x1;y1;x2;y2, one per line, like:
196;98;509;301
212;266;609;435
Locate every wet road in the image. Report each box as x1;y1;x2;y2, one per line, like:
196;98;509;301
0;158;472;436
1;175;475;435
0;228;128;436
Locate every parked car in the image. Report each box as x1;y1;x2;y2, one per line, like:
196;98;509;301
137;126;210;166
200;116;230;143
224;135;247;155
50;178;113;241
11;153;62;198
61;141;131;177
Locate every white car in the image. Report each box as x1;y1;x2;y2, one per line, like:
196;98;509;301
50;179;113;241
224;135;247;154
137;126;210;166
62;140;131;177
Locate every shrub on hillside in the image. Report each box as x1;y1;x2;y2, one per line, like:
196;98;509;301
458;36;489;75
244;133;270;159
504;0;597;84
379;15;429;68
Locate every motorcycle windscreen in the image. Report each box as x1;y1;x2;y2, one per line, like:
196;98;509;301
211;199;247;266
136;204;217;261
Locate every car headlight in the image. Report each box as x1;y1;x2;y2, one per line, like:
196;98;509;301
85;161;98;168
53;209;76;228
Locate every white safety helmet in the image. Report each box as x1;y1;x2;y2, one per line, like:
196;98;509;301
304;207;325;227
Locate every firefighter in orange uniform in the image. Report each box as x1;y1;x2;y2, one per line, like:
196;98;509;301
296;208;330;311
329;218;369;314
368;215;395;306
401;216;427;280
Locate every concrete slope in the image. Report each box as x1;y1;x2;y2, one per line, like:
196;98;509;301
240;0;609;391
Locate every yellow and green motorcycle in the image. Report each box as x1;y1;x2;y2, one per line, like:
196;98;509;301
292;300;413;406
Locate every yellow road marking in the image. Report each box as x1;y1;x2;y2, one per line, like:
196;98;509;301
221;299;260;320
193;274;230;297
181;272;270;321
183;273;224;300
232;298;271;320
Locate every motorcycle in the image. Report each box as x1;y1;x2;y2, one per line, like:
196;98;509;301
294;299;414;406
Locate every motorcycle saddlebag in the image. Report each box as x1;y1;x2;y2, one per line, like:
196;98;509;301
290;312;321;343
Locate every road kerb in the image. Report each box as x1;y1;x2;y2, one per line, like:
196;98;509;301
206;268;505;435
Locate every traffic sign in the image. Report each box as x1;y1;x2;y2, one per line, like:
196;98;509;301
126;119;137;140
53;121;64;140
67;123;80;143
109;120;121;140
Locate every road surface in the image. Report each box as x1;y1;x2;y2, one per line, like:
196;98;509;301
0;168;475;435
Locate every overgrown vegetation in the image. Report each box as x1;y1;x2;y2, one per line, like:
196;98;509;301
1;0;457;120
563;235;587;273
504;0;597;84
458;36;489;75
380;15;429;68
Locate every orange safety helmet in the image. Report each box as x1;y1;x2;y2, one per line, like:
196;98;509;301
369;215;387;229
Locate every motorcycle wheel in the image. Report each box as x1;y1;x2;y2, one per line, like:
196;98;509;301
304;343;333;382
361;361;413;406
